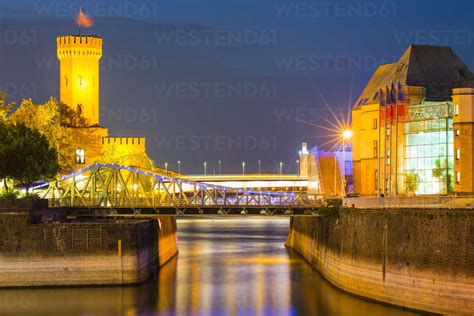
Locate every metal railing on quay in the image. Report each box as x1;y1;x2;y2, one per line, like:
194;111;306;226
343;196;474;209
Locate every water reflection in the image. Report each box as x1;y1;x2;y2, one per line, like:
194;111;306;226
0;218;420;315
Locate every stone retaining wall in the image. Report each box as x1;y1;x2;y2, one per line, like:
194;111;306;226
0;212;178;287
285;209;474;314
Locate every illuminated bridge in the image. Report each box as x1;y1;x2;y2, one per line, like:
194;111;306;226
34;164;322;216
185;174;309;193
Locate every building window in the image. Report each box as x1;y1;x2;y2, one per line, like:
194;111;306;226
75;148;85;164
373;118;378;129
387;149;390;166
373;140;378;158
456;171;461;183
457;68;466;79
456;148;460;160
386;126;390;137
454;104;459;116
403;116;454;195
456;129;460;136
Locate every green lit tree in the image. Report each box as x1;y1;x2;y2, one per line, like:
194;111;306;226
3;123;60;194
0;122;12;190
432;157;453;194
8;97;90;173
404;172;419;195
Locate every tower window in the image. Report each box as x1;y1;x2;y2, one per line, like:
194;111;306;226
75;148;85;164
456;172;461;183
373;118;378;129
456;148;460;160
456;129;460;136
454;104;459;116
373;140;378;158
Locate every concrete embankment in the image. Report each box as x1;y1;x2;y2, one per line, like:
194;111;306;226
0;211;178;287
285;208;474;315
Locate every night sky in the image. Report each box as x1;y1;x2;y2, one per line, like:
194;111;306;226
1;0;473;174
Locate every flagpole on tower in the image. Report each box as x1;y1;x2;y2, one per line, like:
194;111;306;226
78;7;82;35
383;84;389;199
394;79;400;204
378;88;382;197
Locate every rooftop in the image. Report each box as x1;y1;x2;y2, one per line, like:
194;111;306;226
354;44;474;108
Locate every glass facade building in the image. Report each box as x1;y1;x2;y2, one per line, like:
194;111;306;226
403;101;454;195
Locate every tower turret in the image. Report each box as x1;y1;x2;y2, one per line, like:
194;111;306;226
57;35;102;126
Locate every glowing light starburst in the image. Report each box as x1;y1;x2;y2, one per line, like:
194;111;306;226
295;77;354;151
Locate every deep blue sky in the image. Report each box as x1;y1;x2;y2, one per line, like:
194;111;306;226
1;0;473;173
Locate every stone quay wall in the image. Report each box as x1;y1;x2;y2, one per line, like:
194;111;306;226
0;212;178;287
285;208;474;315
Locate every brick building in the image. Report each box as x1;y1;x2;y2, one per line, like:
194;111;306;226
352;45;474;196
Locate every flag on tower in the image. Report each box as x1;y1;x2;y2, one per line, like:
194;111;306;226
75;7;94;29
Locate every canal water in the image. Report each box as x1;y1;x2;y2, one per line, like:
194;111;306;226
0;218;420;315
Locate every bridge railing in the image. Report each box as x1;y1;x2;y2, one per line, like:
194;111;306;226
344;196;474;209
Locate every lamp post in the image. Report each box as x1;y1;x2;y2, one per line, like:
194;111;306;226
218;160;222;175
279;161;283;176
258;160;261;175
177;161;181;174
204;161;207;176
341;129;353;196
242;162;245;176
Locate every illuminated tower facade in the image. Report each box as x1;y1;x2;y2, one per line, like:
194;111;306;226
57;35;102;126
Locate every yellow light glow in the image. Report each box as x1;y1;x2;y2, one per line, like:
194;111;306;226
342;129;353;139
232;257;298;264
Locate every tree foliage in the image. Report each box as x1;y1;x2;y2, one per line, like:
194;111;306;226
0;92;15;121
0;122;60;192
8;98;82;172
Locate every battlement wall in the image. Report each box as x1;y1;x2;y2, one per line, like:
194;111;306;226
57;35;102;59
102;137;146;151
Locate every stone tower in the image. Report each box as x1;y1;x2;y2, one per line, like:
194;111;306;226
57;35;102;126
452;87;474;194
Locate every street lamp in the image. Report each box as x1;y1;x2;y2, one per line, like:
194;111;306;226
258;160;261;175
177;161;181;174
204;161;207;176
242;161;245;176
341;129;353;195
218;160;222;175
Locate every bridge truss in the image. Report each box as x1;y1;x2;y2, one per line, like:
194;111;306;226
34;164;322;216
